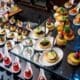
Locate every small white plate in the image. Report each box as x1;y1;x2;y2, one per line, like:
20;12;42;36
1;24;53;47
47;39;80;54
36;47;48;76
22;38;35;47
64;3;72;9
33;36;54;51
69;10;78;16
29;26;48;39
11;44;23;55
39;47;64;67
5;40;15;50
73;19;80;26
23;47;34;58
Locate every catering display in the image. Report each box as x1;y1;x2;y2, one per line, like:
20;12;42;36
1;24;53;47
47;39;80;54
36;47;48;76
0;0;80;80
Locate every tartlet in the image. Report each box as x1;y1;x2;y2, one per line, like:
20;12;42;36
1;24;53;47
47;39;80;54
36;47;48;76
43;50;58;63
9;17;15;24
56;32;67;46
64;26;75;41
33;27;44;37
67;52;80;66
0;29;6;36
56;7;68;15
10;26;16;32
39;38;51;49
46;18;54;31
16;20;23;27
64;2;73;8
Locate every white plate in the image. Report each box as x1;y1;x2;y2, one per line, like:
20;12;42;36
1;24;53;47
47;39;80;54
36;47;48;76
33;36;54;51
69;10;78;16
5;40;15;50
29;26;48;39
11;63;21;74
64;3;72;9
11;44;23;55
7;32;17;39
23;47;34;59
39;47;64;66
73;19;80;26
22;38;35;47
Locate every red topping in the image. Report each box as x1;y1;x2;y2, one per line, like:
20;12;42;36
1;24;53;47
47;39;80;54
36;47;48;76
24;69;32;79
4;56;11;65
59;31;64;38
47;18;51;25
74;51;80;59
13;62;20;71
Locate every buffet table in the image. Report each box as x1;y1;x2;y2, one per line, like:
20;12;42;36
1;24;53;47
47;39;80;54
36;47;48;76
0;1;80;80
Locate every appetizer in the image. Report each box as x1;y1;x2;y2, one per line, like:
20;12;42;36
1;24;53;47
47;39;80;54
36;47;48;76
4;24;10;29
5;40;14;50
46;18;54;31
55;15;68;21
43;50;58;63
3;56;12;67
33;27;44;38
24;69;33;80
0;29;6;36
67;51;80;66
56;20;70;32
16;20;23;27
64;1;73;8
56;7;68;15
14;34;23;43
56;32;67;46
22;30;28;36
9;17;15;24
7;32;15;39
12;61;21;73
69;7;78;16
10;26;16;32
64;25;75;41
16;28;23;34
39;38;51;49
73;14;80;25
22;38;33;47
0;37;5;46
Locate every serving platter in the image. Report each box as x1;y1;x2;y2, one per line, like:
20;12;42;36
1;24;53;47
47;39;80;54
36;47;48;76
39;47;64;67
29;26;49;39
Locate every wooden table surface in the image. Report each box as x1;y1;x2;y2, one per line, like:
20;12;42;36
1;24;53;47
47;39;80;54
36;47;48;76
8;7;22;17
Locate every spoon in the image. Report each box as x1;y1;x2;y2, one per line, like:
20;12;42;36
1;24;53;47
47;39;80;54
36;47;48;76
38;68;47;80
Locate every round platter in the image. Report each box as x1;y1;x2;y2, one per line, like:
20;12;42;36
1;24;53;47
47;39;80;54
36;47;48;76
39;47;64;67
29;26;48;39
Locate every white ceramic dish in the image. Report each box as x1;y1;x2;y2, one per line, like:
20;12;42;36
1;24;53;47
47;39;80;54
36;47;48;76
39;47;64;67
29;26;48;39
